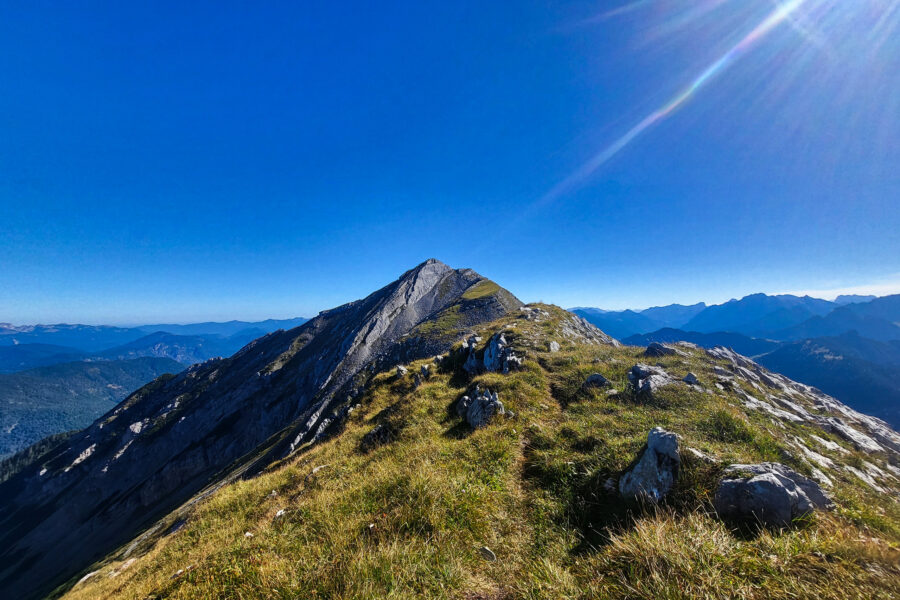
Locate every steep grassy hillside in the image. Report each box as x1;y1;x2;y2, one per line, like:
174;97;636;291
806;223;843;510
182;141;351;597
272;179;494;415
63;307;900;600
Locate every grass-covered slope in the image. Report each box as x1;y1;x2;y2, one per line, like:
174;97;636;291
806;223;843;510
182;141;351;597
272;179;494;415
63;306;900;600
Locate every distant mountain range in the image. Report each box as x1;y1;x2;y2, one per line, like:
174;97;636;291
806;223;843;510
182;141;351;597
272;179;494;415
0;317;308;373
581;293;900;428
568;303;707;339
573;293;898;341
0;317;308;351
622;328;781;358
0;318;308;457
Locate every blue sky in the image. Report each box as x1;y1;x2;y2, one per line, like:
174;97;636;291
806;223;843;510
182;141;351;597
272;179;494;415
1;1;898;324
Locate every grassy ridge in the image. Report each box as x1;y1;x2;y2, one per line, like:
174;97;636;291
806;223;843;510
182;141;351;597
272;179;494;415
64;306;900;599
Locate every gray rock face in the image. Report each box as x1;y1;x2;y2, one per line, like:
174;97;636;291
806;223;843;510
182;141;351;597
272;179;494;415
583;373;610;388
683;372;699;385
643;342;677;357
713;462;834;528
619;427;680;502
0;259;523;600
396;365;408;378
457;386;505;429
464;332;523;375
549;341;560;353
559;313;621;347
823;417;882;453
706;346;900;456
628;364;677;397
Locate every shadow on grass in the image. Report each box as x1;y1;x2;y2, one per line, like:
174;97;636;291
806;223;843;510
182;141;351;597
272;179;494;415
441;393;475;440
522;441;727;553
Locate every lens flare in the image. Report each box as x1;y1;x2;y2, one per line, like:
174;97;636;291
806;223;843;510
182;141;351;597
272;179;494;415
538;0;808;206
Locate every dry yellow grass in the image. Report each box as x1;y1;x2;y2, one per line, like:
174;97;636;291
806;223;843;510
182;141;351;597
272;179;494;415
63;306;900;600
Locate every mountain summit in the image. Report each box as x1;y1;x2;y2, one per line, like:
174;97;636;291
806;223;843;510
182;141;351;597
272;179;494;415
3;262;900;600
0;260;522;599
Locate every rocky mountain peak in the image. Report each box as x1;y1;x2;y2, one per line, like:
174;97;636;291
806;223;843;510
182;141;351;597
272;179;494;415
0;260;521;600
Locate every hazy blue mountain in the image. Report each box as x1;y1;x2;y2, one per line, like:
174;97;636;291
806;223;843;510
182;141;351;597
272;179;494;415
136;317;307;337
0;344;87;374
0;318;309;371
840;294;900;325
0;357;184;458
758;333;900;428
569;308;660;339
622;328;781;357
774;307;900;341
638;302;707;328
682;293;835;335
834;294;877;305
98;330;264;364
0;324;145;352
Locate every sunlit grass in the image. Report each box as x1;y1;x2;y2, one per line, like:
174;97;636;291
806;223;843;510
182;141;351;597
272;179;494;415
63;306;900;600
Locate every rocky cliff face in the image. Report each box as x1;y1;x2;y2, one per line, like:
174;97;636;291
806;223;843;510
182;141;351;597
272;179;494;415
0;259;522;600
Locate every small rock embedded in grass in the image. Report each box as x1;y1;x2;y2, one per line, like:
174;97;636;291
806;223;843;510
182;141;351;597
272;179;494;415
457;387;505;428
549;341;560;353
685;447;717;464
244;531;254;538
683;372;699;385
643;342;678;357
619;427;680;502
170;565;193;579
274;509;286;519
478;546;497;562
305;464;329;482
583;373;610;388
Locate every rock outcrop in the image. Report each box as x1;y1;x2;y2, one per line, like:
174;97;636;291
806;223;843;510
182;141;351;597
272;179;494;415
628;364;677;398
457;386;506;429
713;462;834;528
463;332;523;375
643;342;678;357
583;373;610;388
619;427;680;502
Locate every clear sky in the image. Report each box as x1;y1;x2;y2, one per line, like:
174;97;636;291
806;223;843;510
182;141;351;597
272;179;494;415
1;1;898;324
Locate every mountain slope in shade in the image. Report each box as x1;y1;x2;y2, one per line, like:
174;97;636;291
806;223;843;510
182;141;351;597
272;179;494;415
682;293;835;335
0;357;185;458
0;344;87;374
774;306;900;342
569;308;660;339
841;294;900;324
97;330;264;364
758;333;900;428
622;328;781;357
834;294;877;305
0;260;523;600
135;317;308;338
0;324;146;352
